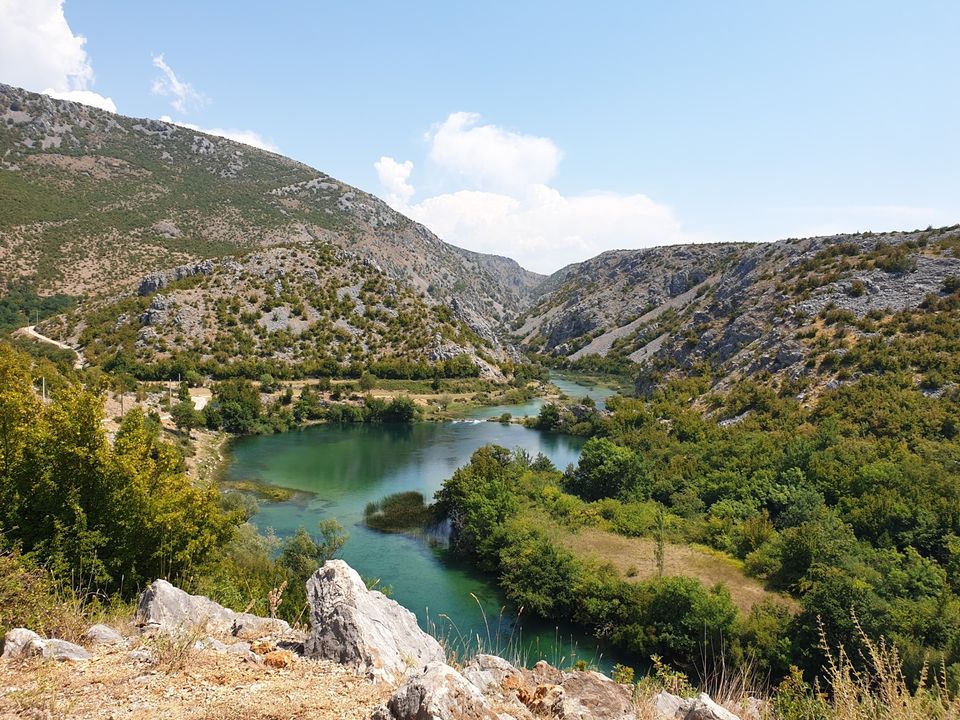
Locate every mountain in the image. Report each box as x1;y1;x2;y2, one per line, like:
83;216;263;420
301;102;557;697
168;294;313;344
0;83;540;368
517;227;960;399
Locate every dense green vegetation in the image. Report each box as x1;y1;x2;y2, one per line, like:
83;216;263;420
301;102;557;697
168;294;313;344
0;282;75;334
437;366;960;687
364;492;434;533
0;342;346;630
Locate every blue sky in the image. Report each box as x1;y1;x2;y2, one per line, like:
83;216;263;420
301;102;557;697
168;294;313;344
2;1;958;272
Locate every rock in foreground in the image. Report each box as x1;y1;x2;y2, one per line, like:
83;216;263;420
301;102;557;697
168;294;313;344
304;559;445;684
1;628;92;661
135;578;295;640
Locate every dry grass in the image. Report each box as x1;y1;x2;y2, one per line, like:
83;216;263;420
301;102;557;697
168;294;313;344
556;527;797;614
0;646;389;720
814;619;960;720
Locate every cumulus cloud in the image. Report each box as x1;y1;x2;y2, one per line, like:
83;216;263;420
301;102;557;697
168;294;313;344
40;87;116;112
159;116;279;153
151;54;206;114
428;111;562;192
406;186;686;273
376;113;689;273
374;156;415;206
0;0;116;111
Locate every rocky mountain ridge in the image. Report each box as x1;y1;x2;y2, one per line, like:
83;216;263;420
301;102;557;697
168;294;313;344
5;83;960;398
39;243;504;378
518;226;960;400
0;83;540;357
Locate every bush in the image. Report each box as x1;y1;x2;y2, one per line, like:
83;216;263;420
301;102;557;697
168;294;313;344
364;492;432;532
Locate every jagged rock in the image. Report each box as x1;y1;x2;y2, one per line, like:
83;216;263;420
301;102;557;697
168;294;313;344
1;628;91;661
372;661;523;720
460;653;522;693
653;690;742;720
655;691;686;718
135;579;294;639
669;268;707;296
523;661;637;720
303;560;445;684
42;639;93;661
84;624;125;646
137;260;215;296
1;628;45;659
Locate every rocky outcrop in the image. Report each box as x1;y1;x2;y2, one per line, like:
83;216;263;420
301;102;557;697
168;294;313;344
372;661;511;720
1;628;92;661
137;260;216;296
135;578;295;640
0;561;752;720
84;624;125;647
655;691;745;720
376;653;641;720
304;560;445;684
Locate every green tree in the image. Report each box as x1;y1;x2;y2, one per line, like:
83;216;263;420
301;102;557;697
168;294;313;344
170;399;200;434
210;378;262;434
565;437;644;501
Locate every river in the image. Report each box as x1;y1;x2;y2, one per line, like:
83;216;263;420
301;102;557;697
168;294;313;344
224;375;621;669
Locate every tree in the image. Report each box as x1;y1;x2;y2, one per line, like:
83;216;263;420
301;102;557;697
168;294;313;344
565;437;644;501
170;400;200;434
211;379;262;434
359;371;376;391
535;402;562;431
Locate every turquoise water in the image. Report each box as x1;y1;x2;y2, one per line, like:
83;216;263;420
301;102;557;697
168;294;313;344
224;376;625;669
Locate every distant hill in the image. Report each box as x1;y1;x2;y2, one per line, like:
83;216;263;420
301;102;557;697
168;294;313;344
4;83;959;396
0;83;541;371
515;227;960;400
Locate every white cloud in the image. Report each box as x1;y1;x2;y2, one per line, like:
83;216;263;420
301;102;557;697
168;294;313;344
405;185;686;273
151;54;206;114
0;0;116;111
159;115;279;153
40;87;116;112
374;156;415;206
428;112;562;192
376;112;689;273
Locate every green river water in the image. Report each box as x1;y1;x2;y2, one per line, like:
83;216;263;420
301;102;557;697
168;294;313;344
224;375;624;670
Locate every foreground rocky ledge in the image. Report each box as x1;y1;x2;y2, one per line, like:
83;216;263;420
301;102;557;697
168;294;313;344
0;559;751;720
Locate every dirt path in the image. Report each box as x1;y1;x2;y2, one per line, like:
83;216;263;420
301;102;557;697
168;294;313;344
15;325;85;370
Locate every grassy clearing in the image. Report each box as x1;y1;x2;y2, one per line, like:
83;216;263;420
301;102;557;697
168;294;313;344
555;527;795;614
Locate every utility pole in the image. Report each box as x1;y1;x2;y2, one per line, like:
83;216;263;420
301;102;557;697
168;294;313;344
41;376;46;403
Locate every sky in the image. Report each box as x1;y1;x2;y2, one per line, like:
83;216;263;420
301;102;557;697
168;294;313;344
0;1;958;274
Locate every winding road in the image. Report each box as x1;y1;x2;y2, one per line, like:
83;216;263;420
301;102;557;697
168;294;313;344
15;325;85;370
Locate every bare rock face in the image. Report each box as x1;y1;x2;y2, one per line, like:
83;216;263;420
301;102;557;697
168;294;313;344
1;628;45;659
654;690;743;720
379;653;642;720
137;259;215;296
303;560;445;685
83;624;125;647
135;579;293;639
372;661;522;720
1;628;92;661
522;660;637;720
